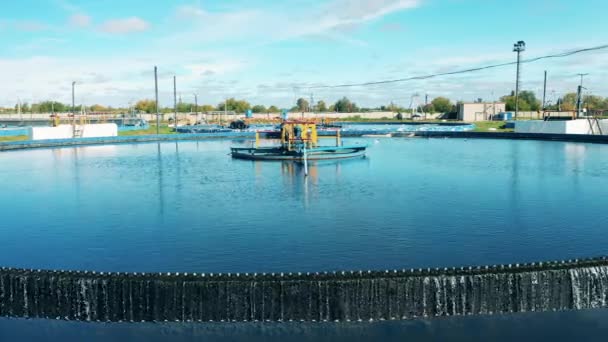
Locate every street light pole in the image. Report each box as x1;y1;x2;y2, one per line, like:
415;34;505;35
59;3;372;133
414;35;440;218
173;76;177;129
542;70;547;110
71;81;76;116
513;41;526;120
193;93;198;124
154;66;159;134
224;99;227;126
576;73;588;118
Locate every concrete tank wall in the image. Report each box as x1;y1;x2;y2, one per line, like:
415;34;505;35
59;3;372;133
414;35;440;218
565;120;594;134
515;119;607;135
28;125;74;140
81;123;118;138
28;124;118;140
515;120;568;134
601;120;608;133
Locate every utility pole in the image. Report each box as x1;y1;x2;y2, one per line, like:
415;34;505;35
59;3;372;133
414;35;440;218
492;90;496;117
542;70;547;110
223;98;227;125
309;93;314;113
576;73;588;118
193;93;198;124
513;41;526;120
71;81;76;116
425;94;429;120
173;76;177;129
154;66;159;134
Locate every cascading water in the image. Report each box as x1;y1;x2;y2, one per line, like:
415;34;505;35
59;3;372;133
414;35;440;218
1;258;607;323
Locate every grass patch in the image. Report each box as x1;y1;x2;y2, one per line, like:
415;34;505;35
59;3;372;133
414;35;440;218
118;125;176;136
0;135;28;142
471;121;513;132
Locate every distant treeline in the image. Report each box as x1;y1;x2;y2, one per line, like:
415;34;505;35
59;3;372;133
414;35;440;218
1;91;606;114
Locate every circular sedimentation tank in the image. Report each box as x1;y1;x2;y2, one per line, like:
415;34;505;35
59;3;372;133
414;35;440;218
1;131;607;323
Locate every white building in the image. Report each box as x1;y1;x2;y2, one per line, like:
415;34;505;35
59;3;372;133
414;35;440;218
457;102;506;122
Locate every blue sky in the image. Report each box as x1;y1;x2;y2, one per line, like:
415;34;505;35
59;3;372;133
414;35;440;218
1;0;607;108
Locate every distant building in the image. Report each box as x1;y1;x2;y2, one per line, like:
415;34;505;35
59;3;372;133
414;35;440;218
457;102;506;122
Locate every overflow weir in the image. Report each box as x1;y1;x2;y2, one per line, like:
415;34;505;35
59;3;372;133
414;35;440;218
1;257;608;323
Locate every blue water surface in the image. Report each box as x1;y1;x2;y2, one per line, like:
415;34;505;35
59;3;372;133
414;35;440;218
0;137;607;274
1;137;608;341
340;123;475;133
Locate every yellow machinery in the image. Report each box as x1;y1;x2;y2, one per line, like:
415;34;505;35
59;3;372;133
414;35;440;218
280;121;318;151
50;114;61;127
231;119;367;166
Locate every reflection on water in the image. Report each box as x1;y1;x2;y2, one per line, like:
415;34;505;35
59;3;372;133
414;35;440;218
75;145;119;158
1;309;608;342
276;158;368;208
565;143;587;174
156;143;165;220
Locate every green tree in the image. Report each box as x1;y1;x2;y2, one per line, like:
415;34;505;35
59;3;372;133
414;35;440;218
583;95;604;110
387;102;398;112
252;105;267;113
176;102;193;113
500;90;539;111
15;102;30;112
500;94;515;111
38;101;67;112
296;98;309;112
200;104;215;112
316;100;327;112
31;103;41;113
422;103;435;113
431;97;452;113
90;104;108;112
561;93;578;111
333;97;358;113
501;95;531;111
217;98;251;113
518;91;541;111
135;99;157;113
267;105;280;113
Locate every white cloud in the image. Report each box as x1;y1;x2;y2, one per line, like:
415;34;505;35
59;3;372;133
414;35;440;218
170;0;421;44
184;60;245;77
175;5;206;20
69;14;91;28
318;0;419;30
99;17;150;34
0;51;250;107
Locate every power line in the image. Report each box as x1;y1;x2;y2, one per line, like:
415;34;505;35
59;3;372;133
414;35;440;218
308;44;608;89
